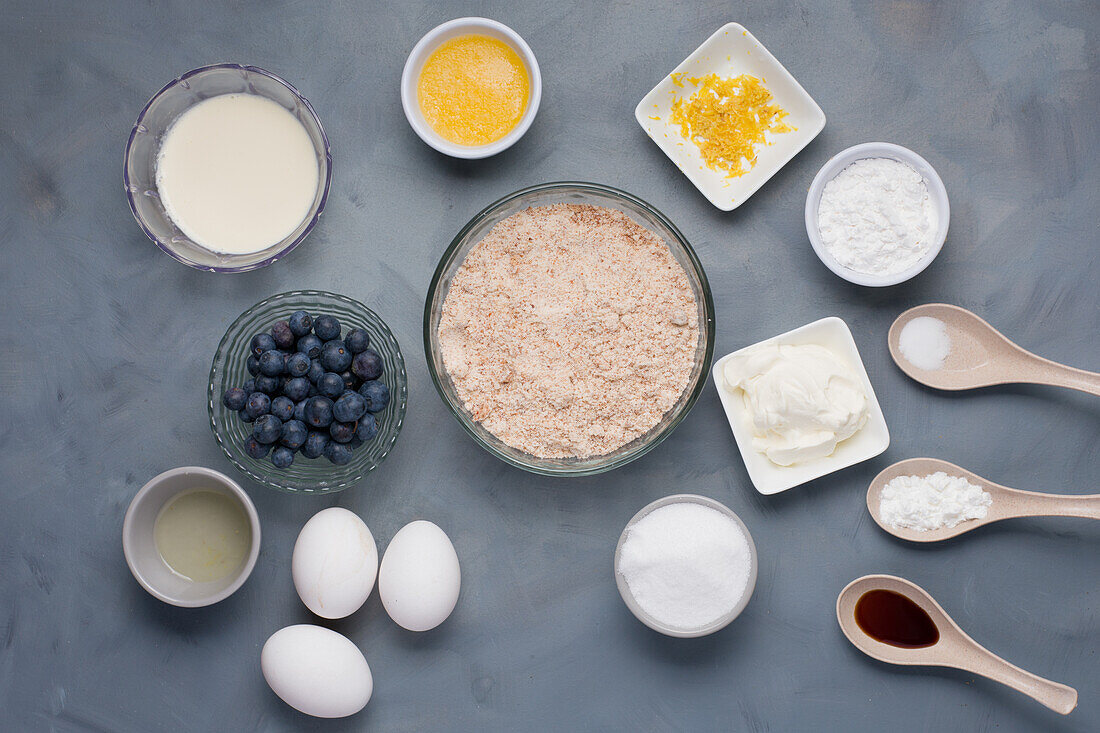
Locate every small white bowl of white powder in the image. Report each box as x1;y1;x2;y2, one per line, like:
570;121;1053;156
615;494;757;638
805;143;949;287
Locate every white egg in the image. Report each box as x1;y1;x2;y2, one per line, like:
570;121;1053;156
261;624;372;718
379;520;461;631
292;507;377;619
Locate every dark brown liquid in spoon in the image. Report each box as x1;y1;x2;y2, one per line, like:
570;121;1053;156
855;589;939;648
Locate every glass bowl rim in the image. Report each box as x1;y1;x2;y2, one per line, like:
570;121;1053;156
208;289;408;493
423;180;716;476
124;63;334;273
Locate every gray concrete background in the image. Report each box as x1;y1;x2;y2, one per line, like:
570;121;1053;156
1;1;1097;730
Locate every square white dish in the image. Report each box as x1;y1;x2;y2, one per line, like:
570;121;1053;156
635;22;826;211
712;317;890;495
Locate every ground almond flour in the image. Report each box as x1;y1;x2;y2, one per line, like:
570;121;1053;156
438;204;700;458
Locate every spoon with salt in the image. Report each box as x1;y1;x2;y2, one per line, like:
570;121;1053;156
837;574;1078;715
888;303;1100;396
867;457;1100;543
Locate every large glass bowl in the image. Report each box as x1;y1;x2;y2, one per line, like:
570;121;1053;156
125;64;333;272
209;291;407;494
424;182;715;476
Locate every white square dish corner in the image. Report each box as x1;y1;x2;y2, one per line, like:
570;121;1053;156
711;317;890;495
634;22;826;211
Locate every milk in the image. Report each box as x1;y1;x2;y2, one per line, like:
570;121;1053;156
156;93;320;255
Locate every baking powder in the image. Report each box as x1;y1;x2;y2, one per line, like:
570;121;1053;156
618;502;752;631
879;472;992;531
817;158;936;276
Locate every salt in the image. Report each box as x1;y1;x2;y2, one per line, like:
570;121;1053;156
879;472;992;531
618;502;752;631
898;316;952;371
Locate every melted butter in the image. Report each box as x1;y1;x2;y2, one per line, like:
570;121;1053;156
417;34;529;146
154;489;251;583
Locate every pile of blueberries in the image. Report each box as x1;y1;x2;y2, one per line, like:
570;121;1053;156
221;310;390;469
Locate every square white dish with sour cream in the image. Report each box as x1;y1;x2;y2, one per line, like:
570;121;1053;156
712;317;890;494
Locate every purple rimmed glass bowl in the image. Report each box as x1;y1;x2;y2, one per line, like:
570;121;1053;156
124;64;332;272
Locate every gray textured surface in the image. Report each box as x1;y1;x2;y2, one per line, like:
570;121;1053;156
1;1;1097;730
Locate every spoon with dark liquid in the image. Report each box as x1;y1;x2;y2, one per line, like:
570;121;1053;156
837;575;1078;715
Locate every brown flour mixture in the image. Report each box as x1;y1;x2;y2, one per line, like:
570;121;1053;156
438;204;700;458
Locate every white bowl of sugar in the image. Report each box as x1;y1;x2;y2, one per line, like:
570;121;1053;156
805;142;949;287
614;494;757;638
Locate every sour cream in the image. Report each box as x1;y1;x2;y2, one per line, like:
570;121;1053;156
155;93;319;255
722;343;868;466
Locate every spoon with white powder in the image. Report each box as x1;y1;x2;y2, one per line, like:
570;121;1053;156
866;457;1100;542
888;303;1100;396
837;574;1078;714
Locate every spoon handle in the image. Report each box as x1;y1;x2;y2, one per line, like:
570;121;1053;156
1019;355;1100;397
958;645;1078;714
1010;492;1100;521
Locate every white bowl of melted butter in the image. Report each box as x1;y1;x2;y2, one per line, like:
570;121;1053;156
123;466;260;607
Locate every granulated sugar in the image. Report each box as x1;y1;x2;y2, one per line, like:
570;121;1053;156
898;316;951;371
879;472;992;531
438;204;699;458
618;502;752;631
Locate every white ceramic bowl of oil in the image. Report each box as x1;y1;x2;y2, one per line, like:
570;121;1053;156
123;466;260;607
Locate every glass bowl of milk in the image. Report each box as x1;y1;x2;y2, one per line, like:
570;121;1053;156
125;64;332;272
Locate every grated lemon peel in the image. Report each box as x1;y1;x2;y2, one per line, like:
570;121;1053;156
668;73;794;178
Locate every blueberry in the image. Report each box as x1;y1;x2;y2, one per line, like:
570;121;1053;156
320;342;352;373
318;372;345;399
254;375;279;394
284;376;310;402
344;328;370;354
339;370;359;391
307;383;320;397
245;392;271;418
303;396;334;428
352;349;383;381
246;355;261;376
314;314;341;341
358;381;390;413
222;387;248;411
324;441;354;465
286;352;310;378
271;396;295;421
301;430;329;459
307;358;325;384
243;378;256;394
252;413;283;444
280;419;308;450
293;399;307;423
238;407;255;423
288;310;313;337
296;333;323;359
348;437;364;449
355;412;378;442
271;320;295;350
259;350;285;377
329;421;355;443
270;446;295;469
333;391;367;423
250;333;277;358
244;435;270;459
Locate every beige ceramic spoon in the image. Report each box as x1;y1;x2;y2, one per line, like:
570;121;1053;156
888;303;1100;395
867;457;1100;542
837;574;1078;714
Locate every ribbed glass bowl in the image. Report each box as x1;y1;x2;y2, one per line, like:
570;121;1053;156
125;64;332;272
424;182;715;476
209;291;407;494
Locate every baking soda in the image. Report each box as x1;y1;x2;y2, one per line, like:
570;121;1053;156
879;472;992;531
618;502;752;630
